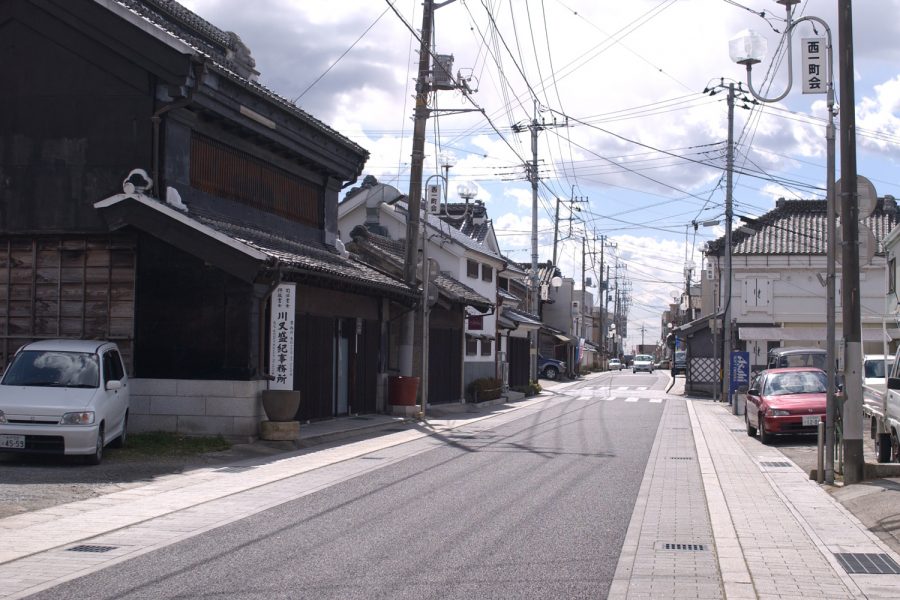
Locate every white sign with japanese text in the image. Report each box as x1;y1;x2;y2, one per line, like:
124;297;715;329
801;37;826;94
269;283;296;390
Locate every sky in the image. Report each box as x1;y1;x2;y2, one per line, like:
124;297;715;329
180;0;900;353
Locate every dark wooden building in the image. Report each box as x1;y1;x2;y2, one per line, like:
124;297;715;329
0;0;416;437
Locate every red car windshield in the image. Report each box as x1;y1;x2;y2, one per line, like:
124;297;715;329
764;371;827;396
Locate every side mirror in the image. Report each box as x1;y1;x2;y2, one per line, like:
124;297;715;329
747;387;760;396
106;379;123;391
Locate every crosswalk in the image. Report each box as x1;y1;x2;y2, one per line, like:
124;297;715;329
570;385;668;404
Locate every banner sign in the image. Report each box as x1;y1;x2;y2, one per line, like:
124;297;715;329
801;37;826;94
730;351;750;394
269;283;296;390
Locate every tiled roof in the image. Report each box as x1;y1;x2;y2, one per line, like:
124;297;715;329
112;0;367;158
188;214;416;299
347;226;493;311
502;306;542;326
439;201;491;244
706;198;900;256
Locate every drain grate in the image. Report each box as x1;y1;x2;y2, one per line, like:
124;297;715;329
661;543;706;551
68;545;117;553
731;428;746;432
835;553;900;575
669;456;694;461
759;461;792;468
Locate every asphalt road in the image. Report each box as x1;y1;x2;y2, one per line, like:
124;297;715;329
27;372;668;600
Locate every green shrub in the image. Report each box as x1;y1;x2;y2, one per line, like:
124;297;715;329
512;381;542;397
467;377;503;402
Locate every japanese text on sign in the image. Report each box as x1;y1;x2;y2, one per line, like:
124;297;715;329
730;351;750;393
801;37;826;95
269;283;296;390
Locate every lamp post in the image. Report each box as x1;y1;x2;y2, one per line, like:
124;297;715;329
731;0;837;483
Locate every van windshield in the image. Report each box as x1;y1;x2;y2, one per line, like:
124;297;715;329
781;353;826;369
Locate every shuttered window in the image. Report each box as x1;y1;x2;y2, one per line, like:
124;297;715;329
190;133;320;226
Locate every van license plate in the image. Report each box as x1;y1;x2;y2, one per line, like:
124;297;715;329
802;415;821;427
0;435;25;449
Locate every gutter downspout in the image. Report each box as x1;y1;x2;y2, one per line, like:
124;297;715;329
151;60;206;196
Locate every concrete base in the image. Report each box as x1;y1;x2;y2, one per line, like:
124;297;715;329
390;404;420;417
260;420;300;441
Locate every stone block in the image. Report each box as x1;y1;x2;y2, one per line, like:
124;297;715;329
260;420;299;441
150;395;206;416
176;379;236;397
128;395;151;415
177;415;233;436
205;396;259;417
130;414;178;433
129;378;178;396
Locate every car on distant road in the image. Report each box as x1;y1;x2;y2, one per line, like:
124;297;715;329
538;355;566;380
0;339;129;465
744;367;826;444
632;354;655;374
609;358;623;371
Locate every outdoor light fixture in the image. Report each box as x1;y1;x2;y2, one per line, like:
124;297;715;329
457;181;478;200
729;29;767;66
731;0;838;484
551;275;563;289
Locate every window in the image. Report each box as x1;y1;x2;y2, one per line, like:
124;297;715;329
467;259;479;278
466;336;478;356
890;258;897;294
482;264;493;283
481;338;493;356
103;351;125;382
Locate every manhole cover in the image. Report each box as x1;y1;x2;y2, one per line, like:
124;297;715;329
68;545;117;553
759;461;792;468
835;553;900;574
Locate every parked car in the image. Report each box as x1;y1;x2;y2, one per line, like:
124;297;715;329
767;347;827;370
609;358;623;371
744;367;826;444
632;354;654;374
538;355;565;380
0;340;129;464
672;350;687;375
864;354;895;387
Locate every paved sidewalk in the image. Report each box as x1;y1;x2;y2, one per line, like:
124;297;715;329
611;377;900;599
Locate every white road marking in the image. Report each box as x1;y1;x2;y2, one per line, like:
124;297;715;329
625;397;639;403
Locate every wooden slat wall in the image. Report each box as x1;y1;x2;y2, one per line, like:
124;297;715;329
0;236;136;370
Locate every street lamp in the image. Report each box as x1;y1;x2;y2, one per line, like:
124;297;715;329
731;0;837;483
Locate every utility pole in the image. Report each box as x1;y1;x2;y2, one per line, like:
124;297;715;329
552;198;561;266
838;0;863;484
581;236;587;340
724;82;735;411
400;0;458;411
399;0;435;384
512;101;567;381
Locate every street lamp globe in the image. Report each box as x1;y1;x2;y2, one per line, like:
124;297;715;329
729;29;767;66
457;181;478;200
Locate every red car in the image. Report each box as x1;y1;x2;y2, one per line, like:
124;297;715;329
745;367;827;444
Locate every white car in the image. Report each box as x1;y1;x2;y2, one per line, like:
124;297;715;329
864;354;895;387
609;359;623;371
0;340;129;464
632;354;655;373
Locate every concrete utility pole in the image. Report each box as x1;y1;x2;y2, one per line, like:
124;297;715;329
552;197;561;267
513;101;567;381
399;0;435;380
724;82;735;410
838;0;863;484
